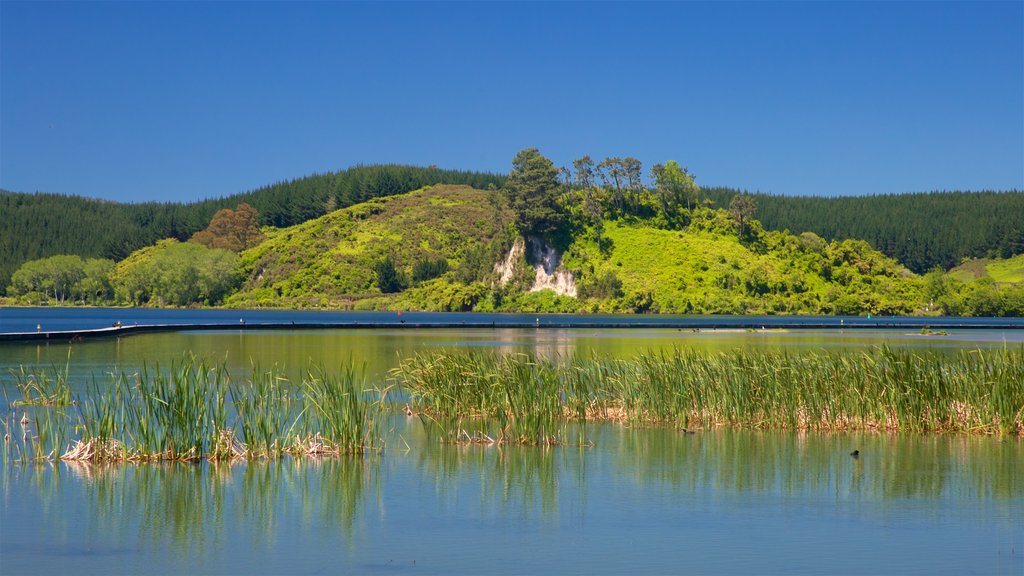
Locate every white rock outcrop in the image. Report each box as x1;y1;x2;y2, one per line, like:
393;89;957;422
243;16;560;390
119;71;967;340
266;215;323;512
494;236;577;297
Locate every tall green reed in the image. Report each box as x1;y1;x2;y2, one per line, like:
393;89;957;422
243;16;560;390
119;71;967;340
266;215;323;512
3;355;382;465
394;346;1024;438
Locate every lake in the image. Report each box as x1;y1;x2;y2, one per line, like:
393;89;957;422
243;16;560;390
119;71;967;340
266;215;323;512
1;309;1022;574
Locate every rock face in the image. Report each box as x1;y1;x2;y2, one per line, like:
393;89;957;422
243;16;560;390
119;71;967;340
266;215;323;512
495;236;577;297
494;237;525;286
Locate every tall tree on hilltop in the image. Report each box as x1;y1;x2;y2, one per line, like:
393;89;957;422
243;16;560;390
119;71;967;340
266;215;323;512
729;194;758;238
573;155;605;250
622;157;644;209
598;157;626;213
652;160;699;214
504;148;564;239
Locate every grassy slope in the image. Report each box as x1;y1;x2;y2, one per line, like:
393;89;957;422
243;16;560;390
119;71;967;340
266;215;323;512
226;185;512;308
564;218;919;315
227;184;923;314
949;254;1024;284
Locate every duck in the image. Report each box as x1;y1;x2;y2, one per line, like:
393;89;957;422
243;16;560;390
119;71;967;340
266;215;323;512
850;449;860;458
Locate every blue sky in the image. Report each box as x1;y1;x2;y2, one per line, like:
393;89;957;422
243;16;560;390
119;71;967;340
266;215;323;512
1;1;1021;203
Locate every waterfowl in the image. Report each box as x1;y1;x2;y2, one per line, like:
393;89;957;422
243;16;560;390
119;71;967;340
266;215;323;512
850;449;860;458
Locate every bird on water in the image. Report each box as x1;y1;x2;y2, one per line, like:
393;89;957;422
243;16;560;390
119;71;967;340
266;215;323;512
850;449;860;458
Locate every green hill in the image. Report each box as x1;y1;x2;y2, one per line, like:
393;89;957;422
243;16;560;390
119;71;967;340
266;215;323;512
227;185;923;315
227;185;515;309
949;254;1024;284
0;165;505;295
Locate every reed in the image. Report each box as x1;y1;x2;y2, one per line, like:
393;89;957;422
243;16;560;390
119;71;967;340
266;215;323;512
392;351;569;445
2;356;381;465
393;346;1024;438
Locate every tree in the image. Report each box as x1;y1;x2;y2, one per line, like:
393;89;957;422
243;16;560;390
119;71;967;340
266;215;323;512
729;194;757;237
572;155;596;191
598;157;626;213
109;239;242;306
652;160;699;216
572;155;605;248
622;157;644;209
374;256;407;293
504;148;564;238
190;202;265;252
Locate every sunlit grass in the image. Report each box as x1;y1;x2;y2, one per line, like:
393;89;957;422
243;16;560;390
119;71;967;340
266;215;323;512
3;356;382;464
393;346;1024;440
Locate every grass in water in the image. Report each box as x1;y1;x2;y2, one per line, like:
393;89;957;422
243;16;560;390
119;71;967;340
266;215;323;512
3;356;382;464
393;346;1024;441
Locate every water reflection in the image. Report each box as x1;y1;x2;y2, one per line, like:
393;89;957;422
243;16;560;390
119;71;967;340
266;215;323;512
3;423;1019;575
3;327;1018;391
606;427;1021;504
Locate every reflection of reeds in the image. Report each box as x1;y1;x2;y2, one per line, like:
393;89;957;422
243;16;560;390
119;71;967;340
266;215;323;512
394;346;1024;437
3;356;381;464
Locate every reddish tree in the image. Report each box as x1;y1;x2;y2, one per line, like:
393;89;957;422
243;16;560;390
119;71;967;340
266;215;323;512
190;202;265;252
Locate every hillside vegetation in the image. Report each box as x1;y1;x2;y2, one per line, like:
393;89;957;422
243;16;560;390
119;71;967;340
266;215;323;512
702;188;1024;273
226;185;515;309
219;184;922;315
5;149;1023;316
948;254;1024;285
0;165;505;294
4;163;1022;296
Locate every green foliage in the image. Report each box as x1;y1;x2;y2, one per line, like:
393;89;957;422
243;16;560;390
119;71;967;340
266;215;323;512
651;160;699;216
0;165;504;295
7;255;114;305
728;194;758;238
412;256;450;284
109;239;242;306
578;270;624;300
949;254;1024;285
504;148;565;239
396;280;489;312
703;188;1024;273
374;256;408;294
562;215;922;315
455;244;495;285
227;185;514;308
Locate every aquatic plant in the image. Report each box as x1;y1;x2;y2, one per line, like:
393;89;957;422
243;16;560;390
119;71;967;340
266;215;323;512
393;351;570;446
2;356;382;464
393;346;1024;438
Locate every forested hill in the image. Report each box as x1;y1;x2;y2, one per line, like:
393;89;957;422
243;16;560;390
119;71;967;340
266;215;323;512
702;188;1024;274
0;165;505;294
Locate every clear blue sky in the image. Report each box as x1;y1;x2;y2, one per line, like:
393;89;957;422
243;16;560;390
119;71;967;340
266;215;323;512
2;1;1021;203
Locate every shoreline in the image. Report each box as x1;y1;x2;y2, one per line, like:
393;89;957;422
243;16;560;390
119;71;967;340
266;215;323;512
3;317;1024;344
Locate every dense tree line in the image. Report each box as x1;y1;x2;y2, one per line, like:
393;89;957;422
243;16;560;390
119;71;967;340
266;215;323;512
0;165;505;294
8;255;114;305
107;239;242;306
701;188;1024;273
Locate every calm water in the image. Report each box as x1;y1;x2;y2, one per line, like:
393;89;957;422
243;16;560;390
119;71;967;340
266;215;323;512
2;424;1020;575
1;313;1022;574
4;306;1024;334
